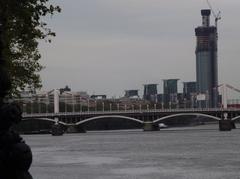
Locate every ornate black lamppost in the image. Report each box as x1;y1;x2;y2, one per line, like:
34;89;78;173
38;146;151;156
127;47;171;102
0;21;33;179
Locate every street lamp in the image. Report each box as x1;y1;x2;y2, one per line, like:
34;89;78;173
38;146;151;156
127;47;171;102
102;102;105;112
30;100;33;114
191;94;194;109
206;90;209;109
79;96;82;112
72;94;75;112
46;94;49;113
23;103;26;114
95;100;97;111
38;96;41;113
110;103;112;112
184;98;186;109
65;95;67;112
87;99;90;112
117;103;120;111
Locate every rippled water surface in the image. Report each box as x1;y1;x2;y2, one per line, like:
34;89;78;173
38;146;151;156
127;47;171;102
24;125;240;179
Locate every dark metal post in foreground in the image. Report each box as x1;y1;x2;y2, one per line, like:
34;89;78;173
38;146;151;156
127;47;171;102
0;21;33;178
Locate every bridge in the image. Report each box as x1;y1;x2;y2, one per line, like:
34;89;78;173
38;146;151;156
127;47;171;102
22;108;240;132
16;87;240;133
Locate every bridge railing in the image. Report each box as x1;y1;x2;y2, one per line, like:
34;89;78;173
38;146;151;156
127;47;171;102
22;107;240;119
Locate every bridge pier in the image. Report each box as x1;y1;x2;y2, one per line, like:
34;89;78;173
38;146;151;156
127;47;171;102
219;112;236;131
51;124;64;136
231;121;236;129
219;120;232;131
143;122;159;131
66;125;86;133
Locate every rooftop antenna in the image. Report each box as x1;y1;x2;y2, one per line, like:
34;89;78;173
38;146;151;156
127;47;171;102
206;0;221;29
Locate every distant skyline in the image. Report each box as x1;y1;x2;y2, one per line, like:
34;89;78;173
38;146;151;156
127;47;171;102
39;0;240;97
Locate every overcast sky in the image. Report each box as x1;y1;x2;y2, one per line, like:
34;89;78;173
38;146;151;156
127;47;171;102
39;0;240;97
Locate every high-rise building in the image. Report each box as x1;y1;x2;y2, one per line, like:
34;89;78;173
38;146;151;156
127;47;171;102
143;84;158;102
183;82;197;108
59;85;71;94
195;9;218;107
157;94;164;104
183;82;196;100
124;90;139;98
163;79;179;105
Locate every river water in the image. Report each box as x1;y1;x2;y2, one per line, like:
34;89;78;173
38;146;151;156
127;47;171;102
24;125;240;179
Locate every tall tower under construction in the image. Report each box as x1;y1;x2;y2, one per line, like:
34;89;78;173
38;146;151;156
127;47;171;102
195;9;218;107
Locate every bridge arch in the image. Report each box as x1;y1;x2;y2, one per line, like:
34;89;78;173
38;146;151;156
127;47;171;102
22;118;68;126
75;115;143;125
153;113;221;123
231;116;240;121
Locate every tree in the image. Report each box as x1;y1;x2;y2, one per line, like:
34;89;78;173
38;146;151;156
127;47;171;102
0;0;61;96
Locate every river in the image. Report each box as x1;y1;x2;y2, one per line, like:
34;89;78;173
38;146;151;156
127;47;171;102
24;125;240;179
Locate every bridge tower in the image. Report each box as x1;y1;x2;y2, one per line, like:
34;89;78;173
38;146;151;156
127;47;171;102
53;89;60;114
53;89;60;123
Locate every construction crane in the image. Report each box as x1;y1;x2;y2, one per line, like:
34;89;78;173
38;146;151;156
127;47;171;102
206;0;221;29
